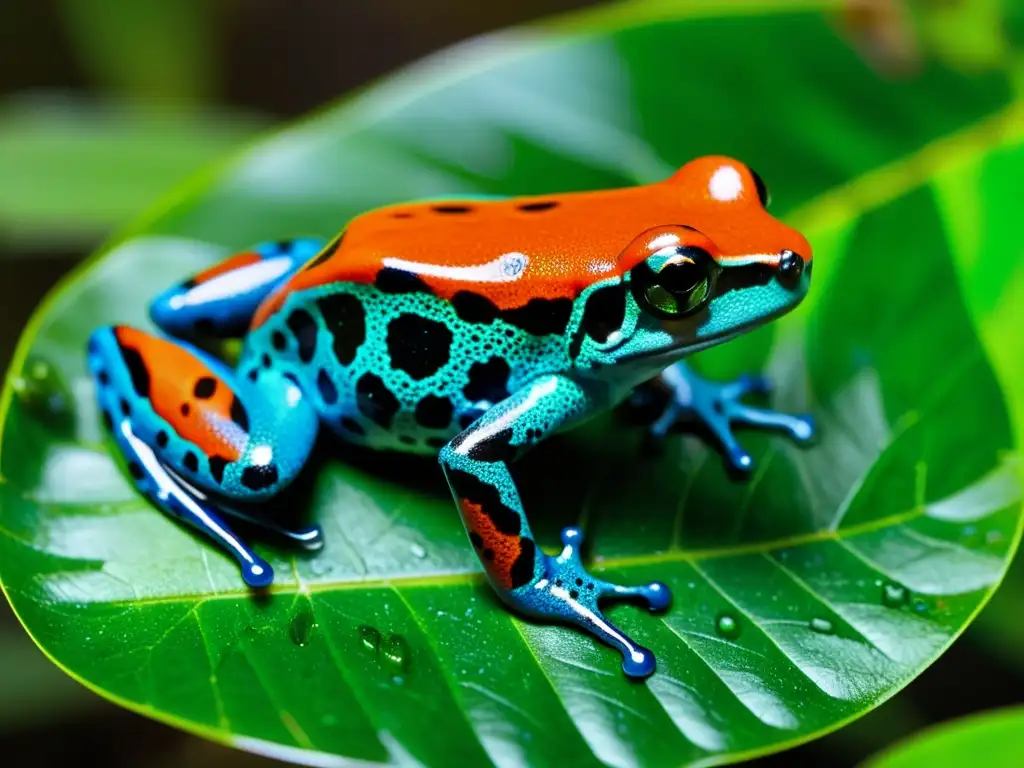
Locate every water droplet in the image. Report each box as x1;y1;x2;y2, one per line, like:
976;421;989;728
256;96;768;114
881;582;909;608
13;357;72;424
409;543;427;559
359;624;381;655
289;604;316;646
715;613;740;639
382;633;411;673
913;599;928;613
809;617;834;634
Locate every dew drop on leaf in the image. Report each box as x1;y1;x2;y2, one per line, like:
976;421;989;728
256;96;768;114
12;356;72;425
809;617;834;634
881;582;909;608
715;613;740;639
359;625;382;656
289;603;316;646
382;633;411;673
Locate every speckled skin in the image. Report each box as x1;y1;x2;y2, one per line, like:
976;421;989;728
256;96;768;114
87;156;816;678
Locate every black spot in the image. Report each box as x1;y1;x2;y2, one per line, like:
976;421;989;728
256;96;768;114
119;398;131;416
208;456;228;484
300;233;343;272
518;201;558;212
469;531;483;549
415;395;453;429
432;204;473;214
286;309;319;363
452;291;499;324
575;578;583;585
316;293;365;366
340;417;365;436
180;403;191;417
193;377;217;399
230;397;249;432
247;369;259;382
375;268;432;295
501;298;572;337
386;314;453;380
463;357;511;404
455;425;517;463
193;318;216;336
156;430;169;448
116;340;150;398
570;589;579;600
241;464;279;491
97;370;110;385
317;369;338;405
261;353;272;369
445;468;521;536
271;331;287;351
510;539;536;589
183;452;199;472
580;282;627;344
128;461;144;480
355;373;400;429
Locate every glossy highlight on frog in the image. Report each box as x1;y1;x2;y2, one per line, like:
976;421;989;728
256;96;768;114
86;156;815;679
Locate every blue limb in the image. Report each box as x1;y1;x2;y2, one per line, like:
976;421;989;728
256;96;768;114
150;237;327;338
646;361;815;472
440;374;671;679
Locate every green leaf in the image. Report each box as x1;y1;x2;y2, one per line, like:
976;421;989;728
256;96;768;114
0;95;265;250
860;706;1024;768
1;1;1022;766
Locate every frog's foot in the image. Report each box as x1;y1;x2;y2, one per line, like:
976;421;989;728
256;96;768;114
649;362;815;473
513;527;670;679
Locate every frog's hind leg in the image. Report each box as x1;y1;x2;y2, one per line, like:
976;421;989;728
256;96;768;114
440;374;670;679
150;237;328;339
87;324;321;587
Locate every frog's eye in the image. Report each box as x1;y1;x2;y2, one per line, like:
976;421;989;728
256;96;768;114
631;246;719;319
749;167;770;208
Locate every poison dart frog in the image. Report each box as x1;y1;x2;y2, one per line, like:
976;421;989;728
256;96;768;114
87;156;815;678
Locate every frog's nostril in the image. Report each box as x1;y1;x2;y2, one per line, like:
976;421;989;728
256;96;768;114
777;250;804;289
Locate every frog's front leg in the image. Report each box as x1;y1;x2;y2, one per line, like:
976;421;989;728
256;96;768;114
439;374;670;679
632;361;815;472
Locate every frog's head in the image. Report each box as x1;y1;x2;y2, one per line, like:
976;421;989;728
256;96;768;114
569;156;812;381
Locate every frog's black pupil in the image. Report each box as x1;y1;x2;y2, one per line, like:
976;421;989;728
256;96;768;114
658;260;703;294
750;168;769;207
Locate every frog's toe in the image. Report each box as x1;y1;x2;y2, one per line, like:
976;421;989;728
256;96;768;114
729;402;816;443
516;526;669;679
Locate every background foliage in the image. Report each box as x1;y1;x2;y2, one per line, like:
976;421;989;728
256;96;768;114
1;0;1023;766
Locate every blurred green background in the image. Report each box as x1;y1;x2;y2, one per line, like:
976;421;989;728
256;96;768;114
0;1;1021;766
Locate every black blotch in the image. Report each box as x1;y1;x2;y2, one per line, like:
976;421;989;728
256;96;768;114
355;373;400;428
340;417;365;436
183;452;199;472
317;369;339;405
375;267;432;295
316;293;365;366
128;461;144;480
445;468;521;536
581;282;627;343
97;370;110;386
156;431;169;448
432;204;472;214
261;353;272;369
414;395;453;429
241;464;279;491
452;291;498;324
208;456;228;484
469;531;483;549
717;262;774;296
510;539;536;589
230;397;250;432
460;426;517;464
116;342;150;398
247;369;259;382
180;403;191;417
386;314;453;380
271;330;287;350
518;201;558;212
286;309;318;363
193;318;216;336
501;297;572;337
463;357;511;405
570;589;579;600
300;232;343;272
193;376;217;399
119;398;131;416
